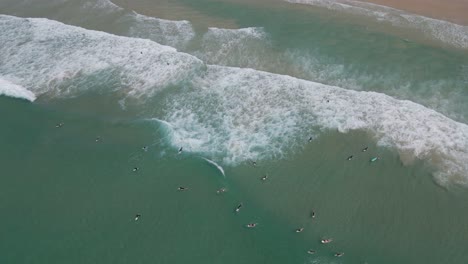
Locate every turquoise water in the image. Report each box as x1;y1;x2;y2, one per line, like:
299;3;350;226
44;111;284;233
1;0;468;263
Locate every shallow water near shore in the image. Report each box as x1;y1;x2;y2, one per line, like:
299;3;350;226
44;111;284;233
1;0;468;263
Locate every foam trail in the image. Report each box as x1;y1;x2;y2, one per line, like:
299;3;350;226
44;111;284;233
285;0;468;49
0;78;36;102
201;157;226;178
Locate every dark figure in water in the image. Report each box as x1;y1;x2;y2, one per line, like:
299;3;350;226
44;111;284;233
246;223;257;228
362;146;368;152
95;137;101;142
142;146;148;151
308;137;313;142
311;210;316;219
55;122;64;128
251;161;257;167
177;186;188;191
334;252;344;257
133;167;139;172
307;250;316;254
347;155;353;161
261;174;268;181
178;147;183;154
235;203;243;213
295;227;304;233
134;214;141;221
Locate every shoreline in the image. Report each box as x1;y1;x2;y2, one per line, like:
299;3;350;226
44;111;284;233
357;0;468;25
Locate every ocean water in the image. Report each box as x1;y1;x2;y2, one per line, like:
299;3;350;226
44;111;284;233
1;0;468;263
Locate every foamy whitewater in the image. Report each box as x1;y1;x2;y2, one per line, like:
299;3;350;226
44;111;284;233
0;78;36;102
0;15;204;98
1;15;468;186
286;0;468;49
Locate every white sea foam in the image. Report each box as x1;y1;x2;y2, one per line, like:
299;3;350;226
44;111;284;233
162;65;468;186
285;0;468;49
0;15;204;99
0;78;36;101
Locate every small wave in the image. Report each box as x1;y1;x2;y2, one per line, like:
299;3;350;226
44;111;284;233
0;78;36;102
123;12;195;49
285;0;468;49
194;27;269;67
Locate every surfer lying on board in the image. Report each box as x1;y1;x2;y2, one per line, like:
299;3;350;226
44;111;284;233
246;223;257;228
321;238;332;244
235;203;243;213
134;214;141;221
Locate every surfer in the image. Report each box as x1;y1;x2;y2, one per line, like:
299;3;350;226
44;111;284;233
334;252;344;257
307;250;316;254
308;137;313;142
295;227;304;233
142;146;148;151
55;122;64;128
250;160;257;167
362;146;368;152
216;188;227;194
235;203;243;213
246;223;257;228
132;167;139;172
347;155;353;161
95;136;100;142
134;214;141;221
261;174;268;181
311;210;316;219
321;238;332;244
178;147;183;154
370;157;379;162
177;186;188;191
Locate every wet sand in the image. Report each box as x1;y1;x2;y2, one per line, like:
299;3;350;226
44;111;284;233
359;0;468;25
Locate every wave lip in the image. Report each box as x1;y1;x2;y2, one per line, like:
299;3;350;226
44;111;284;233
0;78;36;101
285;0;468;49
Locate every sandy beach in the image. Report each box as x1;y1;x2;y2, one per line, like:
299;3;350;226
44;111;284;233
359;0;468;25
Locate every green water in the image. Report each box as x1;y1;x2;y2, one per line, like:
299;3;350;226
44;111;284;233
2;95;468;264
1;0;468;263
